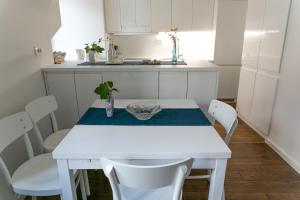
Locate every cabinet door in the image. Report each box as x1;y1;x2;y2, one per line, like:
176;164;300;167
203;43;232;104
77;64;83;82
242;0;266;68
104;0;121;33
120;0;151;32
187;72;218;112
214;0;247;65
172;0;193;31
236;67;256;119
159;72;187;99
192;0;215;31
259;0;291;73
151;0;172;32
250;72;278;135
136;0;151;27
102;72;159;99
120;0;136;26
75;72;102;117
45;72;79;129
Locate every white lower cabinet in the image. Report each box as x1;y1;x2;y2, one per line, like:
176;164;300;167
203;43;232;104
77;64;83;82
237;67;256;119
250;72;278;135
44;69;219;128
75;72;102;117
187;72;218;111
102;72;159;99
159;72;187;99
45;72;79;129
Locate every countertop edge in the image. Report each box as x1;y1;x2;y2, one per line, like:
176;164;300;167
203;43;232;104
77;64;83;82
42;61;220;72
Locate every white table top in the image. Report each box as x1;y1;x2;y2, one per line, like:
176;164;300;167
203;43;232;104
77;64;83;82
53;99;231;160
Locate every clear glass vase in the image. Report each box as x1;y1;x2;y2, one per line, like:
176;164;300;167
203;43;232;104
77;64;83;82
172;43;177;64
106;97;114;117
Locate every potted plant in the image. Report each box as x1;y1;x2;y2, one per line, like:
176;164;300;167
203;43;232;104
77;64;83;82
84;38;105;63
94;81;118;117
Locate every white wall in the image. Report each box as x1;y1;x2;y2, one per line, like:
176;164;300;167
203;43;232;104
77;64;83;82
214;0;247;99
111;31;216;61
52;0;106;60
0;0;60;198
266;0;300;173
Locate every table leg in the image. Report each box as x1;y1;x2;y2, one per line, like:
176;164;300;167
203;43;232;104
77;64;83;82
83;170;91;195
208;159;227;200
57;160;78;200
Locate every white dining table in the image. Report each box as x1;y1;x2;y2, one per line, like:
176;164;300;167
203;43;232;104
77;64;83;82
53;99;231;200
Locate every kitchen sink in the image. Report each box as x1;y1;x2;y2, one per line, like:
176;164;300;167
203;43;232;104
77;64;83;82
78;60;187;66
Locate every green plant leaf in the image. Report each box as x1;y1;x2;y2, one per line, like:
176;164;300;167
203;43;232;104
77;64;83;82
94;81;118;100
84;38;105;54
106;81;113;88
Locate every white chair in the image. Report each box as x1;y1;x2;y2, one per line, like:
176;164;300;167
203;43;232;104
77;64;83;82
0;112;87;200
101;158;194;200
25;95;69;152
187;100;238;200
25;95;91;195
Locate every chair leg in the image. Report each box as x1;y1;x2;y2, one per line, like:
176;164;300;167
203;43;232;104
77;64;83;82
83;170;91;196
207;169;212;182
222;189;225;200
79;171;87;200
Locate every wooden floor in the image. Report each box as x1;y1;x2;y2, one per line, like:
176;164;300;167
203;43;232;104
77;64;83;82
31;119;300;200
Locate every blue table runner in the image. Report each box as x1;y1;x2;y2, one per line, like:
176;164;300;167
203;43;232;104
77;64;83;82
77;108;211;126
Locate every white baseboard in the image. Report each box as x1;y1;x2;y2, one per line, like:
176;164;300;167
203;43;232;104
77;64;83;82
237;114;267;139
238;113;300;174
265;138;300;174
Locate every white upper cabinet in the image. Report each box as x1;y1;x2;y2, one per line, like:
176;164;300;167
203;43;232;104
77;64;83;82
120;0;135;26
120;0;151;32
172;0;215;31
104;0;121;33
192;0;215;31
242;0;266;68
151;0;172;32
258;0;291;73
172;0;193;31
104;0;215;33
136;0;151;26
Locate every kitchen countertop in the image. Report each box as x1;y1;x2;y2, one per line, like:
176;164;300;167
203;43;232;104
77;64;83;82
42;60;219;72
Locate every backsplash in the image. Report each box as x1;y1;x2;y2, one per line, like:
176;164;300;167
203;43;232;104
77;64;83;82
111;31;215;61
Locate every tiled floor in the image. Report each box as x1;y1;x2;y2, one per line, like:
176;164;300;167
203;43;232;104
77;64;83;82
31;119;300;200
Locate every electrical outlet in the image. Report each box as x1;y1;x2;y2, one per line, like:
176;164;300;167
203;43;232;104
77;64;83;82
34;47;42;56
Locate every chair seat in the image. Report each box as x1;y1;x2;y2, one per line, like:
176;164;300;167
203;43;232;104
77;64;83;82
119;185;175;200
43;129;70;151
12;153;61;196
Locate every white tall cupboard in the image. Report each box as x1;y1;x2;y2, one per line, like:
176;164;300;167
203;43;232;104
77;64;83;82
237;0;291;136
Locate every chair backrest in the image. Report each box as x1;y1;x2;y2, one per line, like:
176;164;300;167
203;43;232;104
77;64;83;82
25;96;59;147
25;95;58;125
0;112;34;184
208;100;238;145
101;158;193;200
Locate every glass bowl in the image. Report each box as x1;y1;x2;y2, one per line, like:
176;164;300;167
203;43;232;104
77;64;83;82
126;101;162;120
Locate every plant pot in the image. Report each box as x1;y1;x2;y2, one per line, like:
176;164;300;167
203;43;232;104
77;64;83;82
106;97;114;117
88;51;97;63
